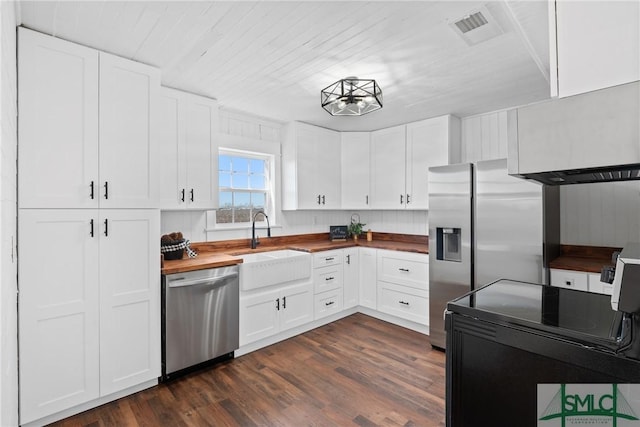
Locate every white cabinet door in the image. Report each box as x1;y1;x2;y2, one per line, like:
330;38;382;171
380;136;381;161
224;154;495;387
158;89;219;210
185;94;218;209
157;88;187;209
18;28;99;209
99;210;160;395
280;282;314;332
370;125;406;209
406;116;452;209
377;282;429;325
283;122;341;210
240;288;280;346
99;53;160;208
19;210;100;424
341;132;371;209
555;1;640;98
343;247;359;309
359;248;377;309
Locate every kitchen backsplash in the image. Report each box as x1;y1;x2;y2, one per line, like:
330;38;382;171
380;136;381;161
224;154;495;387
161;209;429;243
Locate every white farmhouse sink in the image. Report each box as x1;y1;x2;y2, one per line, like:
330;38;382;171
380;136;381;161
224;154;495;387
238;250;311;291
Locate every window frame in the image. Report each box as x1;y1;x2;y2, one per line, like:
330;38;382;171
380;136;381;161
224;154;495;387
214;148;275;228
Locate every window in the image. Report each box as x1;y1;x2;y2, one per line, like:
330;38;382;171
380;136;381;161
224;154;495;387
217;150;272;225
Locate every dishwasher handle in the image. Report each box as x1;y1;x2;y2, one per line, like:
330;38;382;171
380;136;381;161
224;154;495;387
168;272;238;288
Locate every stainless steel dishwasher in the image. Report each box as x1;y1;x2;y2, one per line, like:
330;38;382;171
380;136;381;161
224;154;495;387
162;265;239;381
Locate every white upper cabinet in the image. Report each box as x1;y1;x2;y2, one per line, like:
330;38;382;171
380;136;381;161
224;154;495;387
158;88;219;210
405;115;457;209
341;132;371;209
552;1;640;98
370;125;407;209
370;116;458;210
99;53;160;208
18;28;160;209
282;122;341;210
18;28;99;209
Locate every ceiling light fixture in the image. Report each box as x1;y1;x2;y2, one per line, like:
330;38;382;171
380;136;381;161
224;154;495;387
321;77;383;116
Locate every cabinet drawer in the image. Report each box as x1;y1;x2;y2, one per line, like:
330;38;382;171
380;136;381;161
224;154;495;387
550;269;588;291
377;251;428;290
314;289;343;320
313;265;343;294
588;273;614;295
377;282;428;325
313;250;343;267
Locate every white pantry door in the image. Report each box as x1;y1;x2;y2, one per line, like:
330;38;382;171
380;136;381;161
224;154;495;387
19;209;100;424
18;28;99;209
99;209;160;395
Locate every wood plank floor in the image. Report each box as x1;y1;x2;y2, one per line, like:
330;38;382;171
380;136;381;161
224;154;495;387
50;313;446;427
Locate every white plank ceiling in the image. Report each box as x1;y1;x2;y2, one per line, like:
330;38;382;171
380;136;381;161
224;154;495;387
18;0;552;131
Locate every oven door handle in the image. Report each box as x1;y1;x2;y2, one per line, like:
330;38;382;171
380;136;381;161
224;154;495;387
168;273;238;288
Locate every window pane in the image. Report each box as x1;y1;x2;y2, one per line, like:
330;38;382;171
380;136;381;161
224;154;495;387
251;192;265;210
232;157;249;173
219;191;233;208
235;207;251;223
249;174;265;190
233;174;249;188
219;155;232;172
219;172;231;188
235;192;250;208
250;159;265;173
216;208;232;224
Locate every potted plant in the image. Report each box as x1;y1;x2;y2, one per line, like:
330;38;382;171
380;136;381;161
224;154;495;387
348;219;365;241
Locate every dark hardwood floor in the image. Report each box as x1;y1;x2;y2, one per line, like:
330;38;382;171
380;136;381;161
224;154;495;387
50;313;446;427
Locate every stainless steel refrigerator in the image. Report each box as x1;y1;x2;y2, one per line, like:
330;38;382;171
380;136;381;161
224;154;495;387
428;159;559;349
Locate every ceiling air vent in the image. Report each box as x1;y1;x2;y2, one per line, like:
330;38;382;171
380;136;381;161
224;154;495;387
454;12;488;34
449;6;504;46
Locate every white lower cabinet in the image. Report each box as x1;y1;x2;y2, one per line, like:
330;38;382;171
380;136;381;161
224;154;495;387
239;281;313;346
550;269;589;292
550;269;613;295
587;273;614;295
313;250;344;320
19;209;160;424
359;248;378;309
376;249;429;325
343;247;359;309
377;282;429;325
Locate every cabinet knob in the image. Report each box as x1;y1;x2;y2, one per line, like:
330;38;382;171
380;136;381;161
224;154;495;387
325;301;335;307
283;296;286;309
181;189;185;202
103;218;108;237
276;297;280;310
322;195;325;205
104;181;109;200
90;181;95;200
400;194;404;204
89;219;94;237
399;300;409;306
190;188;194;202
406;194;411;204
399;268;410;272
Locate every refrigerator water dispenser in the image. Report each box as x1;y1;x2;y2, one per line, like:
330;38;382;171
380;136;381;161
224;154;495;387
437;227;462;262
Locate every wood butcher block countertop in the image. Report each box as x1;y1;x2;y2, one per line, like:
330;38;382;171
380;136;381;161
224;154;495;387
161;232;428;275
549;245;621;273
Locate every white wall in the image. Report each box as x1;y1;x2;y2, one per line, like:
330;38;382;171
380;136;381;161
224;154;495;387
160;109;428;242
461;109;640;248
0;2;19;425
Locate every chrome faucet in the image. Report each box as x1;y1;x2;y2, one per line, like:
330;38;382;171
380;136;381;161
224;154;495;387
251;211;271;249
